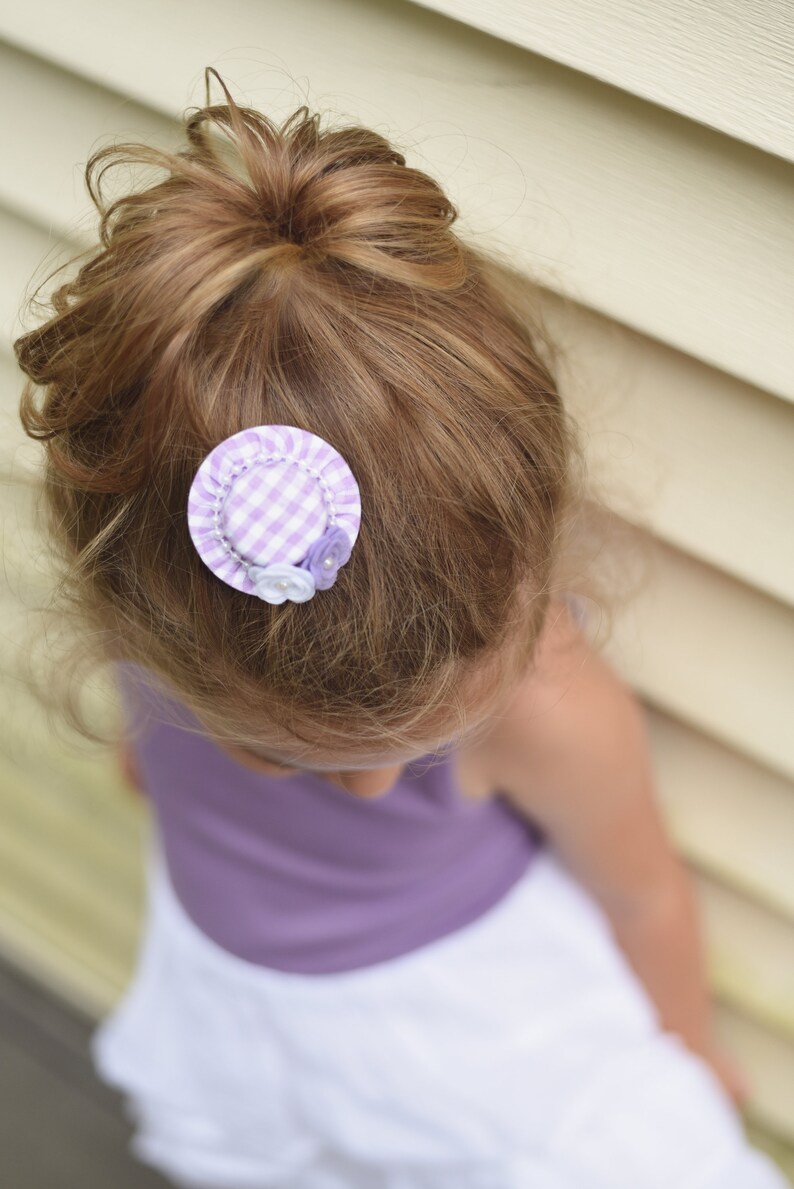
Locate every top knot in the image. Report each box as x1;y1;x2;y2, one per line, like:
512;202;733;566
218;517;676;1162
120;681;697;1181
178;67;469;291
14;69;477;498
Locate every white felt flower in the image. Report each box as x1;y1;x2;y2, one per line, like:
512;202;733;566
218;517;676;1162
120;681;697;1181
248;563;317;605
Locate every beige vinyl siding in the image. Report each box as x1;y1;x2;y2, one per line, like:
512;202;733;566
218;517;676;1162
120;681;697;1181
544;296;794;607
1;4;793;400
0;0;792;1171
407;0;794;161
651;713;794;923
699;878;794;1041
603;528;793;781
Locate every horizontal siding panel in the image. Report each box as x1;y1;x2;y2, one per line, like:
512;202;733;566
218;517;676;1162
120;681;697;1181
0;754;146;1022
0;780;140;954
699;875;794;1042
538;291;794;606
0;41;177;239
0;712;141;895
601;523;794;782
648;711;794;924
408;0;794;161
0;898;133;1018
715;1006;794;1144
0;12;792;398
1;206;79;349
747;1125;794;1185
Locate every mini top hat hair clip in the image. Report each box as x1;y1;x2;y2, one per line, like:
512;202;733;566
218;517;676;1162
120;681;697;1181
187;425;361;604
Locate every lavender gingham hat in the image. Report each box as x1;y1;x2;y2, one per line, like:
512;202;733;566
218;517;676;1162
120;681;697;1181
187;425;361;604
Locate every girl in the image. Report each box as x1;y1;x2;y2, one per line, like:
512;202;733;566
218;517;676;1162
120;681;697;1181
15;70;788;1189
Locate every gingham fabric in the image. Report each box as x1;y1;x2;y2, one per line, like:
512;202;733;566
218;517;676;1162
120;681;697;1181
187;425;361;595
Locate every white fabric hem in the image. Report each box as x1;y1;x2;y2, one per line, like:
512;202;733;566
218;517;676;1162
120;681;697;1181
91;835;790;1189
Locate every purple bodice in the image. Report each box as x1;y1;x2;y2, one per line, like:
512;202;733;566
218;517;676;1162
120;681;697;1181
117;662;540;974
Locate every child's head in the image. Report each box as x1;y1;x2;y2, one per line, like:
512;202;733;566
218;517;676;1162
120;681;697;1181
15;70;582;772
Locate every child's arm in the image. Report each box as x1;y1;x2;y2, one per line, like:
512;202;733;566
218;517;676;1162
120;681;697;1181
488;600;746;1104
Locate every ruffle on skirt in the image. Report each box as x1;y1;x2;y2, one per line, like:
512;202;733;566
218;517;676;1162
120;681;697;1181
91;835;789;1189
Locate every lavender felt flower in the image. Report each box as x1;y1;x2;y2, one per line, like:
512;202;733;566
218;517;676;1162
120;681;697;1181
248;563;316;605
301;526;353;590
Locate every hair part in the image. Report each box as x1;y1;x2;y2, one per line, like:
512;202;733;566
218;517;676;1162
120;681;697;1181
15;69;587;761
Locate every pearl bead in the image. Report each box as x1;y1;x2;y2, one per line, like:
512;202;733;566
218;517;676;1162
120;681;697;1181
321;556;335;571
275;580;289;592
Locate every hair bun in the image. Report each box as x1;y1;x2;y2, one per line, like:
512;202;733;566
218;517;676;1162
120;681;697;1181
190;69;468;291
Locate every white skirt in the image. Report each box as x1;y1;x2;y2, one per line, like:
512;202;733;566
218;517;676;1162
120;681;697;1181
91;835;789;1189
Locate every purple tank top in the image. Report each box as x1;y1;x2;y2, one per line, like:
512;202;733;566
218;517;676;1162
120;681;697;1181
117;662;539;974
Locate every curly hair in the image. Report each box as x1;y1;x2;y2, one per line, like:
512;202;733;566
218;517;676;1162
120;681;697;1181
14;69;587;763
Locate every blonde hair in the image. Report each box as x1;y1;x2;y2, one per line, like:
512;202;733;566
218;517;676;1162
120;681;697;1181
15;70;587;761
